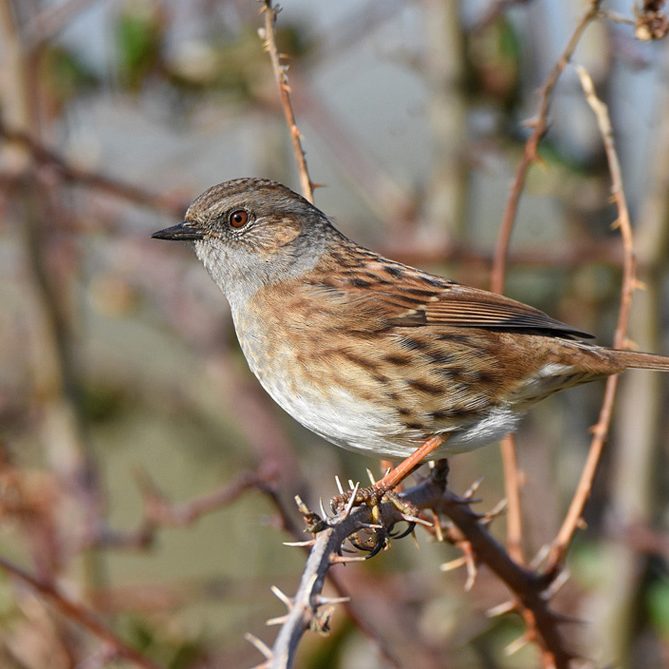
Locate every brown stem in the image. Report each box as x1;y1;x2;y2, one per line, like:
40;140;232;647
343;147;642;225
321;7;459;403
545;66;637;573
261;1;315;202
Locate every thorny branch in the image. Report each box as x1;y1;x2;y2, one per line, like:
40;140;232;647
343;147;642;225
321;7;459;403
260;0;315;202
490;0;602;598
545;66;637;574
254;465;576;669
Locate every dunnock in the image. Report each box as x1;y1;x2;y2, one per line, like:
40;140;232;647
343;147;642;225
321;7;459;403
153;178;669;482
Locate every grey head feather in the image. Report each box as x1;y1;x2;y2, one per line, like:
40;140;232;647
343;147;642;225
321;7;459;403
185;178;340;312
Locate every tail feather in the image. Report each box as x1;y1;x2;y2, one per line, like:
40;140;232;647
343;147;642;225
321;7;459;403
613;350;669;372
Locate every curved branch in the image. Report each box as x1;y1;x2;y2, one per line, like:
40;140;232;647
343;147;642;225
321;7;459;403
546;65;637;573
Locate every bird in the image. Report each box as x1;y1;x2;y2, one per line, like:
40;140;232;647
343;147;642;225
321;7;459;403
152;177;669;484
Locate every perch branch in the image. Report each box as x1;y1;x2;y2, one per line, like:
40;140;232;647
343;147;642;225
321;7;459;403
545;66;637;573
257;469;575;669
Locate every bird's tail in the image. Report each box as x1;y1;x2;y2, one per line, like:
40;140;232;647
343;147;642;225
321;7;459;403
613;350;669;372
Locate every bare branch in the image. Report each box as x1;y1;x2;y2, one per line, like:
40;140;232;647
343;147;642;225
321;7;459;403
85;469;267;551
0;119;184;215
489;0;602;593
0;557;162;669
545;66;637;573
260;1;315;202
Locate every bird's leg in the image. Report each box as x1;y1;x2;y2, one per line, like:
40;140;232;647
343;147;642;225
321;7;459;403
331;435;445;517
330;436;446;555
374;435;445;494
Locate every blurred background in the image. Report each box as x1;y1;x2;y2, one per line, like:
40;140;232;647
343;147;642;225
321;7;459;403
1;0;669;667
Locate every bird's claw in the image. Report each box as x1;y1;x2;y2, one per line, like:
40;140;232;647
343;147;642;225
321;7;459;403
329;484;420;556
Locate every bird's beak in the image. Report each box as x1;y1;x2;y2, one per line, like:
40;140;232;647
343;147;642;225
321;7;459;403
151;222;204;241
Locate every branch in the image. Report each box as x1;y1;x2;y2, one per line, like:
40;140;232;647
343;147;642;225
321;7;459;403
85;469;268;551
0;557;162;669
23;0;97;50
260;0;315;202
256;468;576;669
0;119;184;215
490;0;601;292
489;0;602;584
545;65;637;573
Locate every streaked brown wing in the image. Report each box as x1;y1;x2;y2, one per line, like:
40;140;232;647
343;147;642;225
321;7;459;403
384;284;593;338
312;252;593;339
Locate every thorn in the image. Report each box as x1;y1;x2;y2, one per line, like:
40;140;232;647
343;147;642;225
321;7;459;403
530;544;550;569
319;497;328;519
266;614;289;626
577;517;588;530
315;594;351;606
543;568;570;599
343;482;360;518
440;556;467;572
359;522;384;530
464;553;478;591
335;475;344;495
463;477;484;499
431;510;444;542
311;607;333;634
244;632;272;659
366;468;377;485
282;540;315;547
270;585;292;609
401;513;432;528
505;633;529;656
481;498;507;525
451;493;482;506
486;600;517;618
347;479;355;490
330;554;368;564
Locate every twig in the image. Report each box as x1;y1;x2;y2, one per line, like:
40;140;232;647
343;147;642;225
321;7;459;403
491;0;602;293
260;1;315;202
85;469;267;551
258;485;402;668
545;66;636;573
0;557;162;669
0;119;184;215
500;435;524;563
23;0;97;50
490;0;602;585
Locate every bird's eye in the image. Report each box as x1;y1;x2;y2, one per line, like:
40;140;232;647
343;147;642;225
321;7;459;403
229;209;249;228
